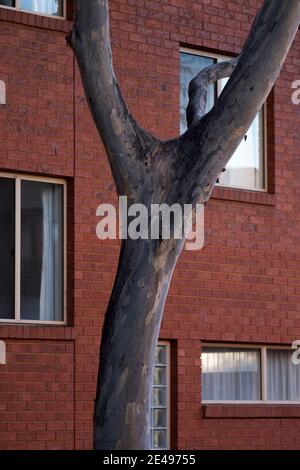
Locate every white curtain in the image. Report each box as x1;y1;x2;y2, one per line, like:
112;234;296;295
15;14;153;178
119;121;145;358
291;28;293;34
202;349;261;401
20;0;60;15
267;349;300;401
40;185;62;321
33;0;57;14
218;109;265;190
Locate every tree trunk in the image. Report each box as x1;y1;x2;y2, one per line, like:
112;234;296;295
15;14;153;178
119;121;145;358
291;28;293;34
68;0;300;450
94;236;184;449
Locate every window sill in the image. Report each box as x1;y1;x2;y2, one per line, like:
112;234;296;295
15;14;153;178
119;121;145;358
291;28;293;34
202;404;300;419
0;6;72;32
211;186;276;206
0;323;75;341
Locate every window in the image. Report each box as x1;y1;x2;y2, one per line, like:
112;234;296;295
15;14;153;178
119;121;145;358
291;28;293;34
202;345;300;403
202;347;261;401
151;342;170;450
0;0;65;18
0;174;66;324
267;349;300;401
180;49;266;191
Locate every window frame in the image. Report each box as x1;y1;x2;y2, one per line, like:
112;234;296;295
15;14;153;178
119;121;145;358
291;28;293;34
0;0;66;20
0;172;67;325
151;340;171;450
180;47;268;193
201;343;300;405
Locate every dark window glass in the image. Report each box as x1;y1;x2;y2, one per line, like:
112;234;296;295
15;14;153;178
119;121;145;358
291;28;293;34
21;181;63;321
0;1;15;7
0;177;15;319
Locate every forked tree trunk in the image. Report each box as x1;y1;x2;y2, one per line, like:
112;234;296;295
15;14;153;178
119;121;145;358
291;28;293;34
68;0;300;450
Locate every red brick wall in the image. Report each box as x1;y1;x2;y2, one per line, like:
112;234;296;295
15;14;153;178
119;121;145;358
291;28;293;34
0;326;75;450
0;0;300;450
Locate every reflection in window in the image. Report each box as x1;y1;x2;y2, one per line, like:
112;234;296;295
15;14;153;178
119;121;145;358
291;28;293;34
180;50;266;191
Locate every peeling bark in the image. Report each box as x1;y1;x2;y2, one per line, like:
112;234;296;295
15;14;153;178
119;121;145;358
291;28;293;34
68;0;300;450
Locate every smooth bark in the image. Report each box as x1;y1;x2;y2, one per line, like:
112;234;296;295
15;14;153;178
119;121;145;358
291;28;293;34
68;0;300;450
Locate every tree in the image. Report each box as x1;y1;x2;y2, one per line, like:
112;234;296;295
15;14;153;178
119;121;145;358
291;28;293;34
68;0;300;450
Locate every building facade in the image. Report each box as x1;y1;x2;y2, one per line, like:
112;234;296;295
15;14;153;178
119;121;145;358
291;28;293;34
0;0;300;450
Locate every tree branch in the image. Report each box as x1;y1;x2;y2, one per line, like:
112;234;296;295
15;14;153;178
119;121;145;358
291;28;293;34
178;0;300;204
67;0;157;196
186;57;239;128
